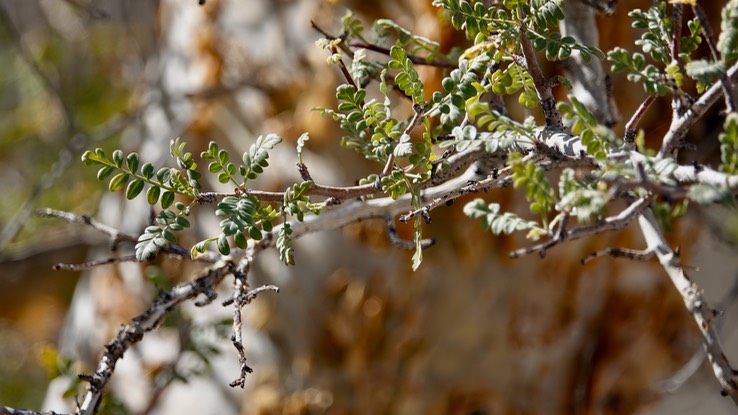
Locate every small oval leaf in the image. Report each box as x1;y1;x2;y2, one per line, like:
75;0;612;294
108;173;130;192
125;179;145;200
146;186;161;205
161;191;175;209
217;234;230;255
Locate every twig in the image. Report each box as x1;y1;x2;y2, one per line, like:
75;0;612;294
384;215;434;249
581;247;654;264
519;23;564;131
669;4;687;116
560;0;620;126
53;255;138;271
624;95;656;144
228;262;252;388
348;41;456;69
227;256;279;388
659;270;738;393
510;196;653;258
638;210;738;404
382;104;426;177
0;408;62;415
310;21;354;59
197;180;381;205
76;261;236;415
37;208;137;245
400;165;513;223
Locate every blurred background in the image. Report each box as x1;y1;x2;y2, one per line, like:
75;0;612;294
0;0;737;414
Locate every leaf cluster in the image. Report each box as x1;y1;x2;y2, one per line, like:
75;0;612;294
137;203;192;260
82;139;200;209
428;54;490;129
463;198;546;239
201;134;282;187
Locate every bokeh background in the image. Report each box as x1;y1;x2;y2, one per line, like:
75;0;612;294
1;0;737;414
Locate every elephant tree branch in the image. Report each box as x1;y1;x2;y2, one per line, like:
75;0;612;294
638;210;738;404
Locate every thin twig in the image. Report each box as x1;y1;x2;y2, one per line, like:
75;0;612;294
197;181;381;205
519;23;564;131
384;215;434;249
37;208;137;245
53;255;138;271
0;408;62;415
228;263;252;388
310;21;354;59
510;196;654;258
382;104;426;177
348;41;456;68
581;247;654;264
624;95;656;144
400;166;514;223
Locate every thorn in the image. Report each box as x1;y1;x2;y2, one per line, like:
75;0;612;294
421;208;432;224
693;160;704;173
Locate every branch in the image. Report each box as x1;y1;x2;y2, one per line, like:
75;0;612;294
510;195;653;258
76;261;236;415
624;95;656;144
638;210;738;403
348;41;456;69
581;247;654;264
658;61;738;158
0;408;62;415
52;255;137;271
400;163;513;223
36;208;137;246
519;24;564;130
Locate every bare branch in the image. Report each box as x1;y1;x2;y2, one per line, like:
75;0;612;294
52;255;138;271
581;247;654;264
75;261;236;415
638;210;738;403
0;407;63;415
36;208;137;245
624;95;657;144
